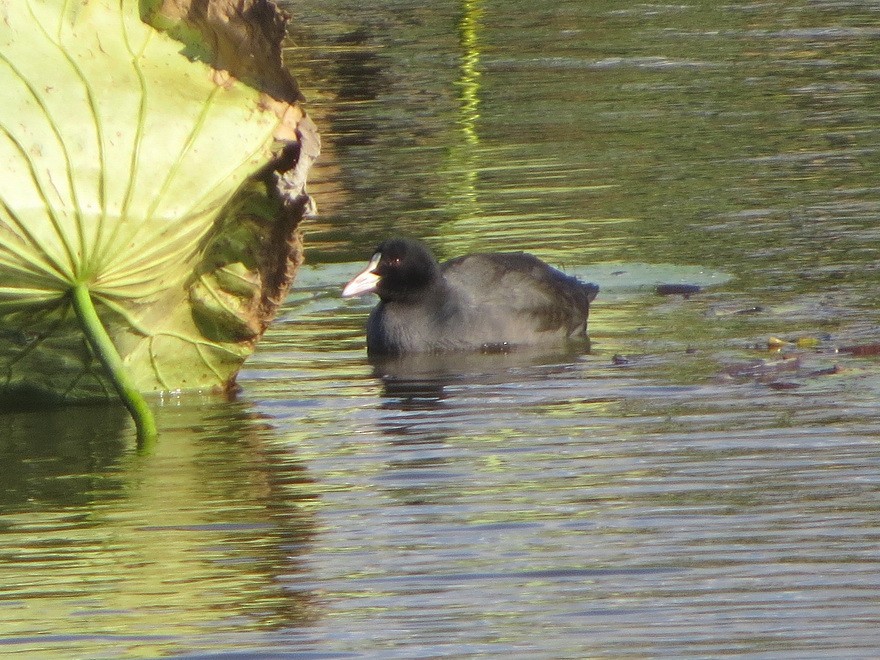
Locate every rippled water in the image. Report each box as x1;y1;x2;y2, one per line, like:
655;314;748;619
3;0;880;657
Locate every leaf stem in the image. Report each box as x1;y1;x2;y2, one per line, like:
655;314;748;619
70;282;157;445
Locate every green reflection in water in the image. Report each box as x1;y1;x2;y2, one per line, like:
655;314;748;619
437;0;483;246
0;401;320;656
457;0;482;148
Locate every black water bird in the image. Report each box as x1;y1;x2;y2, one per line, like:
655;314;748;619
342;238;599;355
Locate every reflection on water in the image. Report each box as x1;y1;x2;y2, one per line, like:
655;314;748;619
0;402;322;656
372;344;591;400
3;0;880;656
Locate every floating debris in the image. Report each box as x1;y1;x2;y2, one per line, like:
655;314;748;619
839;343;880;356
656;283;702;297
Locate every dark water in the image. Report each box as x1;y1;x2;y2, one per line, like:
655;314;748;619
3;0;880;657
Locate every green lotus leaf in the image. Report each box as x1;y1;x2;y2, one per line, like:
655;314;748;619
0;0;319;436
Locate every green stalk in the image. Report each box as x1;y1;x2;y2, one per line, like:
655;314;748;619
70;282;157;444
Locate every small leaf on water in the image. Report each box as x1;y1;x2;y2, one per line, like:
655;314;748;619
766;381;801;390
655;283;702;297
808;365;842;377
722;356;800;378
839;343;880;357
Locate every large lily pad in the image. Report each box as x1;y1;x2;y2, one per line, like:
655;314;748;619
0;0;319;408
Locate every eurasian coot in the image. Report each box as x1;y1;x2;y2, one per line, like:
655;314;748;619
342;238;599;355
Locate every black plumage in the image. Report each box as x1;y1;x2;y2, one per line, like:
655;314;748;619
342;238;598;355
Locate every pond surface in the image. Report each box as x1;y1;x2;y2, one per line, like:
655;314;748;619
3;0;880;657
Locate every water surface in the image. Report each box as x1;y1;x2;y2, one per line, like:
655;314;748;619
3;0;880;657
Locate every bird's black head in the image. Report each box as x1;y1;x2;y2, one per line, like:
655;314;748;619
342;238;442;303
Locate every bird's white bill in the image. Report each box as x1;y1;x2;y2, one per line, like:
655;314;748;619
341;253;382;297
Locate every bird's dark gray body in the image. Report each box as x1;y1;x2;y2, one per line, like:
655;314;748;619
343;239;599;356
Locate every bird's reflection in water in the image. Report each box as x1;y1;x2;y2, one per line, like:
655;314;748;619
371;342;591;407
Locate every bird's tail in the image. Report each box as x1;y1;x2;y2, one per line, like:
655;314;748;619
584;282;599;302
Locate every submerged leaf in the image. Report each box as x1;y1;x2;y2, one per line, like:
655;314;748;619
0;0;319;405
573;262;732;293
